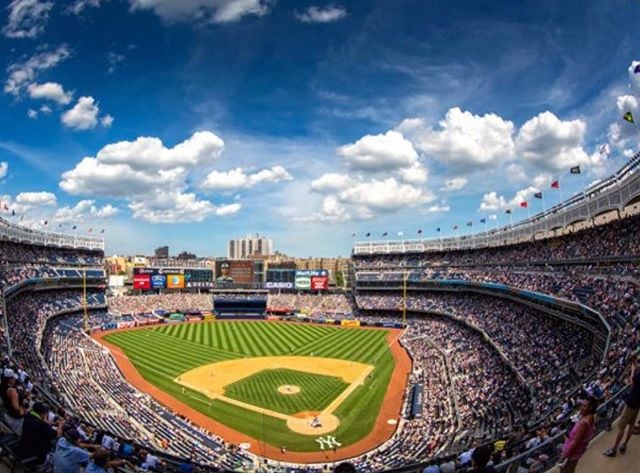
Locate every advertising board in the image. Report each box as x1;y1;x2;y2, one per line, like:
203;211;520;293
166;274;185;289
151;274;166;289
108;275;125;287
311;275;329;290
264;281;294;289
295;270;329;290
133;274;151;290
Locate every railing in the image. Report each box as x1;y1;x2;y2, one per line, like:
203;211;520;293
0;216;104;250
354;152;640;254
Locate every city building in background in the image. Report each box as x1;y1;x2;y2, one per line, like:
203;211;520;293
227;234;274;260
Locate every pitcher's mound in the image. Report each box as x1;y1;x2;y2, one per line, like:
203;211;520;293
277;384;301;395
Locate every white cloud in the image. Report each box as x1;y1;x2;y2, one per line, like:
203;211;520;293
441;177;468;191
309;173;433;222
27;82;73;104
60;131;224;196
128;190;235;223
27;108;38;119
399;107;515;168
59;131;268;223
0;162;7;179
61;96;101;130
311;173;352;193
91;203;118;218
479;191;507;211
399;162;428;184
531;173;552;188
201;165;292;190
39;104;52;114
107;51;125;74
426;203;450;213
506;163;528;184
338;130;418;171
488;214;497;220
295;5;347;23
516;111;598;172
100;114;114;128
5;45;71;95
67;0;103;15
3;0;53;39
478;186;540;211
128;0;271;23
15;191;57;207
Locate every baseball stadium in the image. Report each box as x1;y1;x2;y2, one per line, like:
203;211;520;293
2;2;640;473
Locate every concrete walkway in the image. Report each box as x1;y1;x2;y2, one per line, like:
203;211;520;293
546;420;639;473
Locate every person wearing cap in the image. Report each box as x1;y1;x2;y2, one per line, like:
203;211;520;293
52;428;99;473
1;368;24;435
18;401;63;466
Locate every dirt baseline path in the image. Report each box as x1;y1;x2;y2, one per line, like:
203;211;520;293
92;320;412;464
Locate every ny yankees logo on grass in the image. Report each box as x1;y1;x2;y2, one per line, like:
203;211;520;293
315;436;342;450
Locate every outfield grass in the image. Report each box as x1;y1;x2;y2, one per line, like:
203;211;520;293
224;368;349;415
104;321;395;451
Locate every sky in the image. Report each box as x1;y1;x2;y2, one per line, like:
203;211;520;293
1;0;640;258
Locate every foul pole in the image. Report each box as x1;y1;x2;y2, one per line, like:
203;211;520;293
83;268;89;332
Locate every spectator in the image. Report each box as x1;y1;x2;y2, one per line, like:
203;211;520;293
469;445;495;473
18;401;62;466
1;368;24;434
559;397;599;473
53;428;96;473
604;356;640;457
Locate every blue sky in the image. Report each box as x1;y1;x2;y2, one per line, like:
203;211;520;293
1;0;639;257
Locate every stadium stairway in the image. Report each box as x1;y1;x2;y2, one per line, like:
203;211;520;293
546;418;639;473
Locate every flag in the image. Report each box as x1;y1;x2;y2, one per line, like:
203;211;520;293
43;220;48;225
100;229;105;234
599;143;611;156
453;225;458;230
88;228;93;233
365;232;370;237
534;192;543;199
551;180;560;189
436;227;441;232
19;215;23;221
466;221;473;227
634;64;640;74
397;231;404;236
570;166;581;174
382;232;388;237
72;225;77;230
479;218;486;224
505;209;512;214
623;111;635;124
417;229;422;234
520;201;528;208
58;223;62;228
11;209;15;216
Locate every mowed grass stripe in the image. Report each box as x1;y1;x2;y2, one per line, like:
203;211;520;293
104;321;399;452
127;329;239;361
233;323;260;357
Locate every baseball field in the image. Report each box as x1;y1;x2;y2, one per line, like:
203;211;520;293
97;320;409;460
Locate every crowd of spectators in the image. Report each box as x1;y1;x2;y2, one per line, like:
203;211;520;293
267;293;353;315
108;294;213;315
